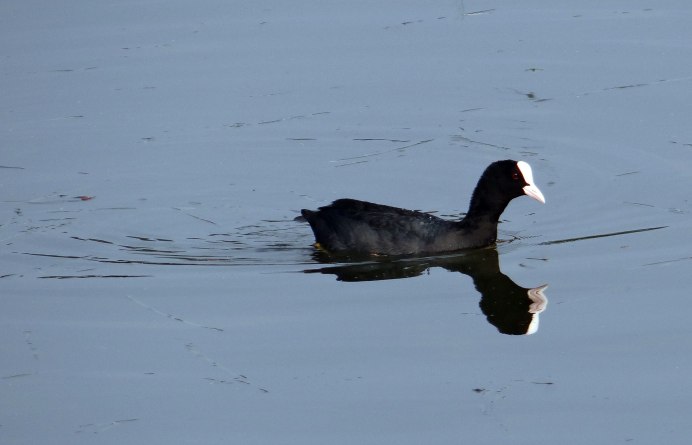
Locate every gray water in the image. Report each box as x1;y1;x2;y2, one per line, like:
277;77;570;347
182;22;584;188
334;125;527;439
2;1;692;444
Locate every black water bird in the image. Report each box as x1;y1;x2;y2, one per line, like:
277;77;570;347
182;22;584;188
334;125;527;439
301;160;545;256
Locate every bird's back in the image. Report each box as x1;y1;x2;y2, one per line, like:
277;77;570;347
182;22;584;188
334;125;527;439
301;199;461;256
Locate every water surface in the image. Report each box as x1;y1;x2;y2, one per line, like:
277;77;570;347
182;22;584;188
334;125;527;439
2;1;692;444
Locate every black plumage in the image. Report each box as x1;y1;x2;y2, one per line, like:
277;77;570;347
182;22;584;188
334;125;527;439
301;160;545;256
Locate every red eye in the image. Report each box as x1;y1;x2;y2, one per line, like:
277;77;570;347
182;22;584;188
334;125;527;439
512;172;520;180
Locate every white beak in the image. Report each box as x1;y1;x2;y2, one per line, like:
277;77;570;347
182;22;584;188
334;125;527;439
523;183;546;204
517;161;546;204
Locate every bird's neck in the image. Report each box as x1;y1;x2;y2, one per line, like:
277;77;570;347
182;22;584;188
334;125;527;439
464;186;512;224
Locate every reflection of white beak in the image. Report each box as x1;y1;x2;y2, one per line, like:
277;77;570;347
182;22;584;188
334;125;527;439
523;183;546;204
525;284;548;335
517;161;546;204
528;284;549;314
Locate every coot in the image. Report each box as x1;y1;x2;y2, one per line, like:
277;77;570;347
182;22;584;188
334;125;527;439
301;160;545;256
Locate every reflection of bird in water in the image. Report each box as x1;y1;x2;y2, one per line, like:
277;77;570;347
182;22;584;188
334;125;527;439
300;160;545;256
305;247;548;336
